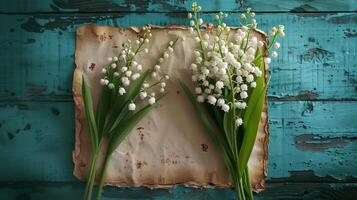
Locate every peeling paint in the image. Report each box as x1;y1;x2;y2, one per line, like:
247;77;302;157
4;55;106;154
269;170;357;184
344;70;357;86
7;132;15;140
291;4;319;12
290;5;332;18
328;14;357;24
26;38;36;44
0;104;30;110
344;29;357;38
23;123;31;131
308;37;316;43
50;0;187;14
345;32;357;38
51;107;60;116
51;0;131;12
21;15;118;33
21;17;43;33
301;48;335;64
301;102;314;116
27;85;47;97
290;5;337;18
270;91;319;101
294;134;357;152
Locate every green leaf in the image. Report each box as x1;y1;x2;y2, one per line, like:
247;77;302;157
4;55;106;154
180;82;236;178
239;84;267;176
244;48;265;121
180;83;218;142
106;94;166;155
82;75;99;148
96;86;111;138
223;111;233;137
108;100;132;134
253;47;263;68
205;104;223;131
103;69;151;134
238;47;268;176
223;112;230;136
223;109;235;153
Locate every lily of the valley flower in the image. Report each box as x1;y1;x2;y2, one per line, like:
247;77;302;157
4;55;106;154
188;6;284;126
83;25;179;200
183;3;285;200
100;28;178;111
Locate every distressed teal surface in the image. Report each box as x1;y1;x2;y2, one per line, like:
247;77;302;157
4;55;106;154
1;182;357;200
1;101;357;183
0;0;357;199
1;13;357;100
1;0;357;13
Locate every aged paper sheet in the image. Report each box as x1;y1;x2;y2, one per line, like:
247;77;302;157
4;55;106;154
73;25;269;192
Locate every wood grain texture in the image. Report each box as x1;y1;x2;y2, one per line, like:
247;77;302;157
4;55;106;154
0;102;76;182
0;0;357;13
0;182;356;200
0;0;356;198
268;101;357;180
1;13;357;101
1;101;356;182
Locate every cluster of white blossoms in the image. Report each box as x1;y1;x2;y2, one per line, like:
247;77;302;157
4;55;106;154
99;25;176;111
188;3;284;126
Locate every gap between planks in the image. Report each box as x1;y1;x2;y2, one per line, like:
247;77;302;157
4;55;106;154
1;10;357;15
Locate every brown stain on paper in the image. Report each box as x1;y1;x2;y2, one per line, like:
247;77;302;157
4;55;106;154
201;144;208;152
160;154;181;165
136;160;148;169
89;63;96;71
137;127;145;140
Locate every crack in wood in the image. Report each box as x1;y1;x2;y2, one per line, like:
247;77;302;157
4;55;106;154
269;91;319;101
294;134;357;152
269;170;357;183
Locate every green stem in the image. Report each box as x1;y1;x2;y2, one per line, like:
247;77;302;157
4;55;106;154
144;77;165;90
233;177;241;200
84;139;105;200
228;160;245;200
193;12;205;61
228;68;237;153
84;151;99;200
243;28;252;52
243;167;254;200
234;176;246;200
95;152;111;200
240;177;247;200
251;32;279;64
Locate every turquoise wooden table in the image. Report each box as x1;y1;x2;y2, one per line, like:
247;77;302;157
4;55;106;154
1;0;357;199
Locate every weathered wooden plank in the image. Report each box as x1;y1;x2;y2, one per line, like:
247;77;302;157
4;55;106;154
0;182;356;200
0;101;356;182
268;101;357;180
0;0;356;13
0;13;356;101
0;102;76;182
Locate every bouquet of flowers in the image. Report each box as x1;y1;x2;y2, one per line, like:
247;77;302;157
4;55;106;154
181;3;284;199
81;26;177;200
